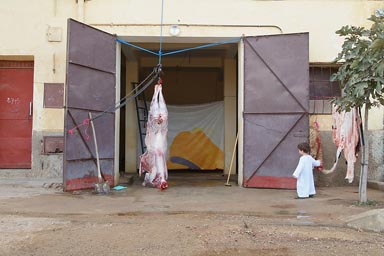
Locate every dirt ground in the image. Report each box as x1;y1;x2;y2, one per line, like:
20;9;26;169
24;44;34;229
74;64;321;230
0;172;383;256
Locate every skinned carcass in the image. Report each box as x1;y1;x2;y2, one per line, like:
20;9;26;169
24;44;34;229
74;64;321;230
323;106;361;183
139;83;168;190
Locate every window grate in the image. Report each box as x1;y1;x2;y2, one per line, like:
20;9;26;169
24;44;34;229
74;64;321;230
309;66;341;114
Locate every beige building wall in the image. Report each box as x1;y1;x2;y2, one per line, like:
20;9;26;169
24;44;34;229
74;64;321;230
125;61;139;173
1;0;383;181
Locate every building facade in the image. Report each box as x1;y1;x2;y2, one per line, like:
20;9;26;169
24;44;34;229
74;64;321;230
1;0;383;189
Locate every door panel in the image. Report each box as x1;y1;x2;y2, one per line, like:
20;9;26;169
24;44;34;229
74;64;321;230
63;19;116;191
66;64;115;111
0;61;33;168
243;33;309;189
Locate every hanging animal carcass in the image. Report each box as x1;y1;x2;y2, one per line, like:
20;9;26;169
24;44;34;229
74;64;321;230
139;83;169;190
323;106;361;183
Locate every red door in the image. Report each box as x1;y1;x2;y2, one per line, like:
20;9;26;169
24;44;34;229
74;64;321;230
0;61;34;168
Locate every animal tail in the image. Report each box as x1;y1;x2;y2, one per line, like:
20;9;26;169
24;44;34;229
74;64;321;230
322;146;343;174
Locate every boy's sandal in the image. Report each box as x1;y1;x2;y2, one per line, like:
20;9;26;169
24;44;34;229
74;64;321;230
294;196;308;199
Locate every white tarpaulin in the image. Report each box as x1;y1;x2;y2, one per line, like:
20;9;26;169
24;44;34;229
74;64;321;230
166;101;224;170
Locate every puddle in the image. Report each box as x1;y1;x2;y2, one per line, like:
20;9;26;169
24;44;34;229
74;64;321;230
199;248;290;256
271;204;295;209
296;209;314;224
275;210;290;215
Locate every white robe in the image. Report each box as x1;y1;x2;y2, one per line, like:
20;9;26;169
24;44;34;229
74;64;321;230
292;155;320;198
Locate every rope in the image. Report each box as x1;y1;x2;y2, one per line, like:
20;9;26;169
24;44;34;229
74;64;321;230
67;118;91;140
67;65;162;135
117;38;242;57
69;0;241;137
116;39;158;56
92;65;161;121
162;38;241;56
158;0;165;65
116;1;242;61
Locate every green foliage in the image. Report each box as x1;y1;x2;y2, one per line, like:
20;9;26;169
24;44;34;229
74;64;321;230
331;15;384;111
354;200;379;207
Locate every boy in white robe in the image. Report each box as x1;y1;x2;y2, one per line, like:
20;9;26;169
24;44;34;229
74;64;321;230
292;142;321;199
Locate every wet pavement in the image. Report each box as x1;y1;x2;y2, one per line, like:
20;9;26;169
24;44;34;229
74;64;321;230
1;170;383;256
0;170;383;227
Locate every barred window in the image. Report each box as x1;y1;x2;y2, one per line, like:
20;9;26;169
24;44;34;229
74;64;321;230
309;66;341;114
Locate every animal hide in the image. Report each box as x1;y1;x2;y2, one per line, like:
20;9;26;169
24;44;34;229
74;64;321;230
309;116;323;171
323;106;361;183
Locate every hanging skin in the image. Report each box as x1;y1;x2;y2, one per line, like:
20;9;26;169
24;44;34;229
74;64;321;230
139;83;169;190
323;106;361;183
309;116;323;171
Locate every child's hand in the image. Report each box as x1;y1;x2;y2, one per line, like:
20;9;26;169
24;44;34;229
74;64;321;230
317;161;323;171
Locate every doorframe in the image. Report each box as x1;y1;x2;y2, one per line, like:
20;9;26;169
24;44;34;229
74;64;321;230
237;39;244;187
114;42;121;184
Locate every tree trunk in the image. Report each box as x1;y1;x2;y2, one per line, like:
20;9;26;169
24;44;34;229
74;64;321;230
358;105;369;203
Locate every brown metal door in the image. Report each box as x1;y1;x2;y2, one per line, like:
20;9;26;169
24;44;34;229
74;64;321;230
64;19;116;191
243;33;309;189
0;61;34;168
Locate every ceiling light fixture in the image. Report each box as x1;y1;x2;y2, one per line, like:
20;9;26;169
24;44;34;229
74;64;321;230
169;25;180;36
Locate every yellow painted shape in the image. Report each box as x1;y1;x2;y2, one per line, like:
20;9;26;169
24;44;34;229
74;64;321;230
168;129;224;170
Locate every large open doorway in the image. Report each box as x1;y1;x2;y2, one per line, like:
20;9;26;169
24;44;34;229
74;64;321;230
119;41;238;183
63;19;309;191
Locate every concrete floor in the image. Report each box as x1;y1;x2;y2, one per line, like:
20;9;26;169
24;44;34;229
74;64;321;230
0;169;383;228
